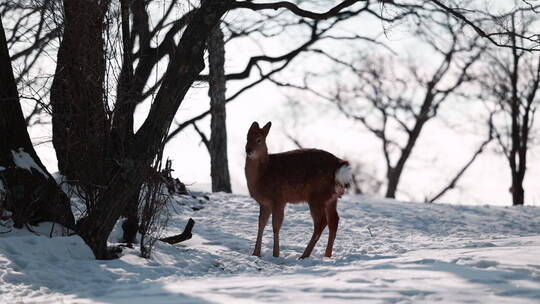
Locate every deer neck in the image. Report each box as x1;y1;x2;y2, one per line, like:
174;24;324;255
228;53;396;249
245;152;269;190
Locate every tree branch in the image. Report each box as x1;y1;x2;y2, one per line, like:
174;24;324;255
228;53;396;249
159;218;195;244
232;0;367;20
192;122;210;152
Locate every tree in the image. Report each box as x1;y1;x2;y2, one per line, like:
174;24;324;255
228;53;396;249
480;12;539;205
0;0;63;126
272;14;485;199
0;15;74;229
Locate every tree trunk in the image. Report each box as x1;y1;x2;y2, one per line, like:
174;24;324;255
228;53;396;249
384;93;433;199
511;172;525;205
385;168;399;199
384;123;426;199
208;25;232;193
113;0;136;159
50;0;109;187
509;22;524;206
115;0;140;245
0;17;74;229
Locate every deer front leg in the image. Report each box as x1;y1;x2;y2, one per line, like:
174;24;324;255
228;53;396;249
253;204;271;257
272;204;285;257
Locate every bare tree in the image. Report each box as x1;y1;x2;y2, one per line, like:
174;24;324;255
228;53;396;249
337;46;482;199
0;0;63;125
0;0;62;83
274;14;485;199
480;12;540;205
0;14;74;228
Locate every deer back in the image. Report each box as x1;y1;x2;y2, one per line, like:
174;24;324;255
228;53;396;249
249;149;344;204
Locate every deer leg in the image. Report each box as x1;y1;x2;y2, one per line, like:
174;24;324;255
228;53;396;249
300;204;327;259
324;199;339;258
253;204;271;257
272;204;285;257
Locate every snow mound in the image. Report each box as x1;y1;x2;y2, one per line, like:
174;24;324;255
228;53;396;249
10;148;47;177
1;193;540;303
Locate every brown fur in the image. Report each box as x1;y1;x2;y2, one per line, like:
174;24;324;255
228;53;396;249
245;121;348;259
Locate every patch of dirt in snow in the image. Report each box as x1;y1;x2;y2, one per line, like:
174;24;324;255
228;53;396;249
1;193;540;303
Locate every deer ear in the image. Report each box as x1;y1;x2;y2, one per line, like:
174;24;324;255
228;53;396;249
261;121;272;137
248;122;260;134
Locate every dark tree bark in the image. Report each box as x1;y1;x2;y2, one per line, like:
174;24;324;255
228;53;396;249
0;16;74;229
113;0;136;158
208;25;232;193
115;0;140;246
50;0;109;187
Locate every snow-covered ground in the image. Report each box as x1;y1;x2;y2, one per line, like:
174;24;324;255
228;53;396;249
1;193;540;303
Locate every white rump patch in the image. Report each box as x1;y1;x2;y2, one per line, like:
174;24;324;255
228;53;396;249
335;164;353;187
11;148;47;177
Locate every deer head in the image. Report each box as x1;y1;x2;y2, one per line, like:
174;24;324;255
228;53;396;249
245;121;271;159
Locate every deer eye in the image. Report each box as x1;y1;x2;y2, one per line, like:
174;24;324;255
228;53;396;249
256;138;261;144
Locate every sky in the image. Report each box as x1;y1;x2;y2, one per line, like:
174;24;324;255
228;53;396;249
22;0;540;206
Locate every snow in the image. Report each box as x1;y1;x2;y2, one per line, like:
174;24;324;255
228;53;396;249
10;148;47;177
1;193;540;303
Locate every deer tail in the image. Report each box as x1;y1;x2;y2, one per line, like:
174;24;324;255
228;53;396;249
335;161;352;195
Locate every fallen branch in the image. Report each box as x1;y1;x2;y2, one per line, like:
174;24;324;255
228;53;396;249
159;218;195;244
366;225;373;237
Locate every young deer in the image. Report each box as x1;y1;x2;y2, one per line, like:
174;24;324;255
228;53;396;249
245;122;352;259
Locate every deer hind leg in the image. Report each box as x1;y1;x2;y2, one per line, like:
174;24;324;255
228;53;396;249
272;203;285;257
300;203;327;259
253;204;271;257
324;199;339;258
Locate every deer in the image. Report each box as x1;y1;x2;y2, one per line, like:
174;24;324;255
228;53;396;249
244;121;352;259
